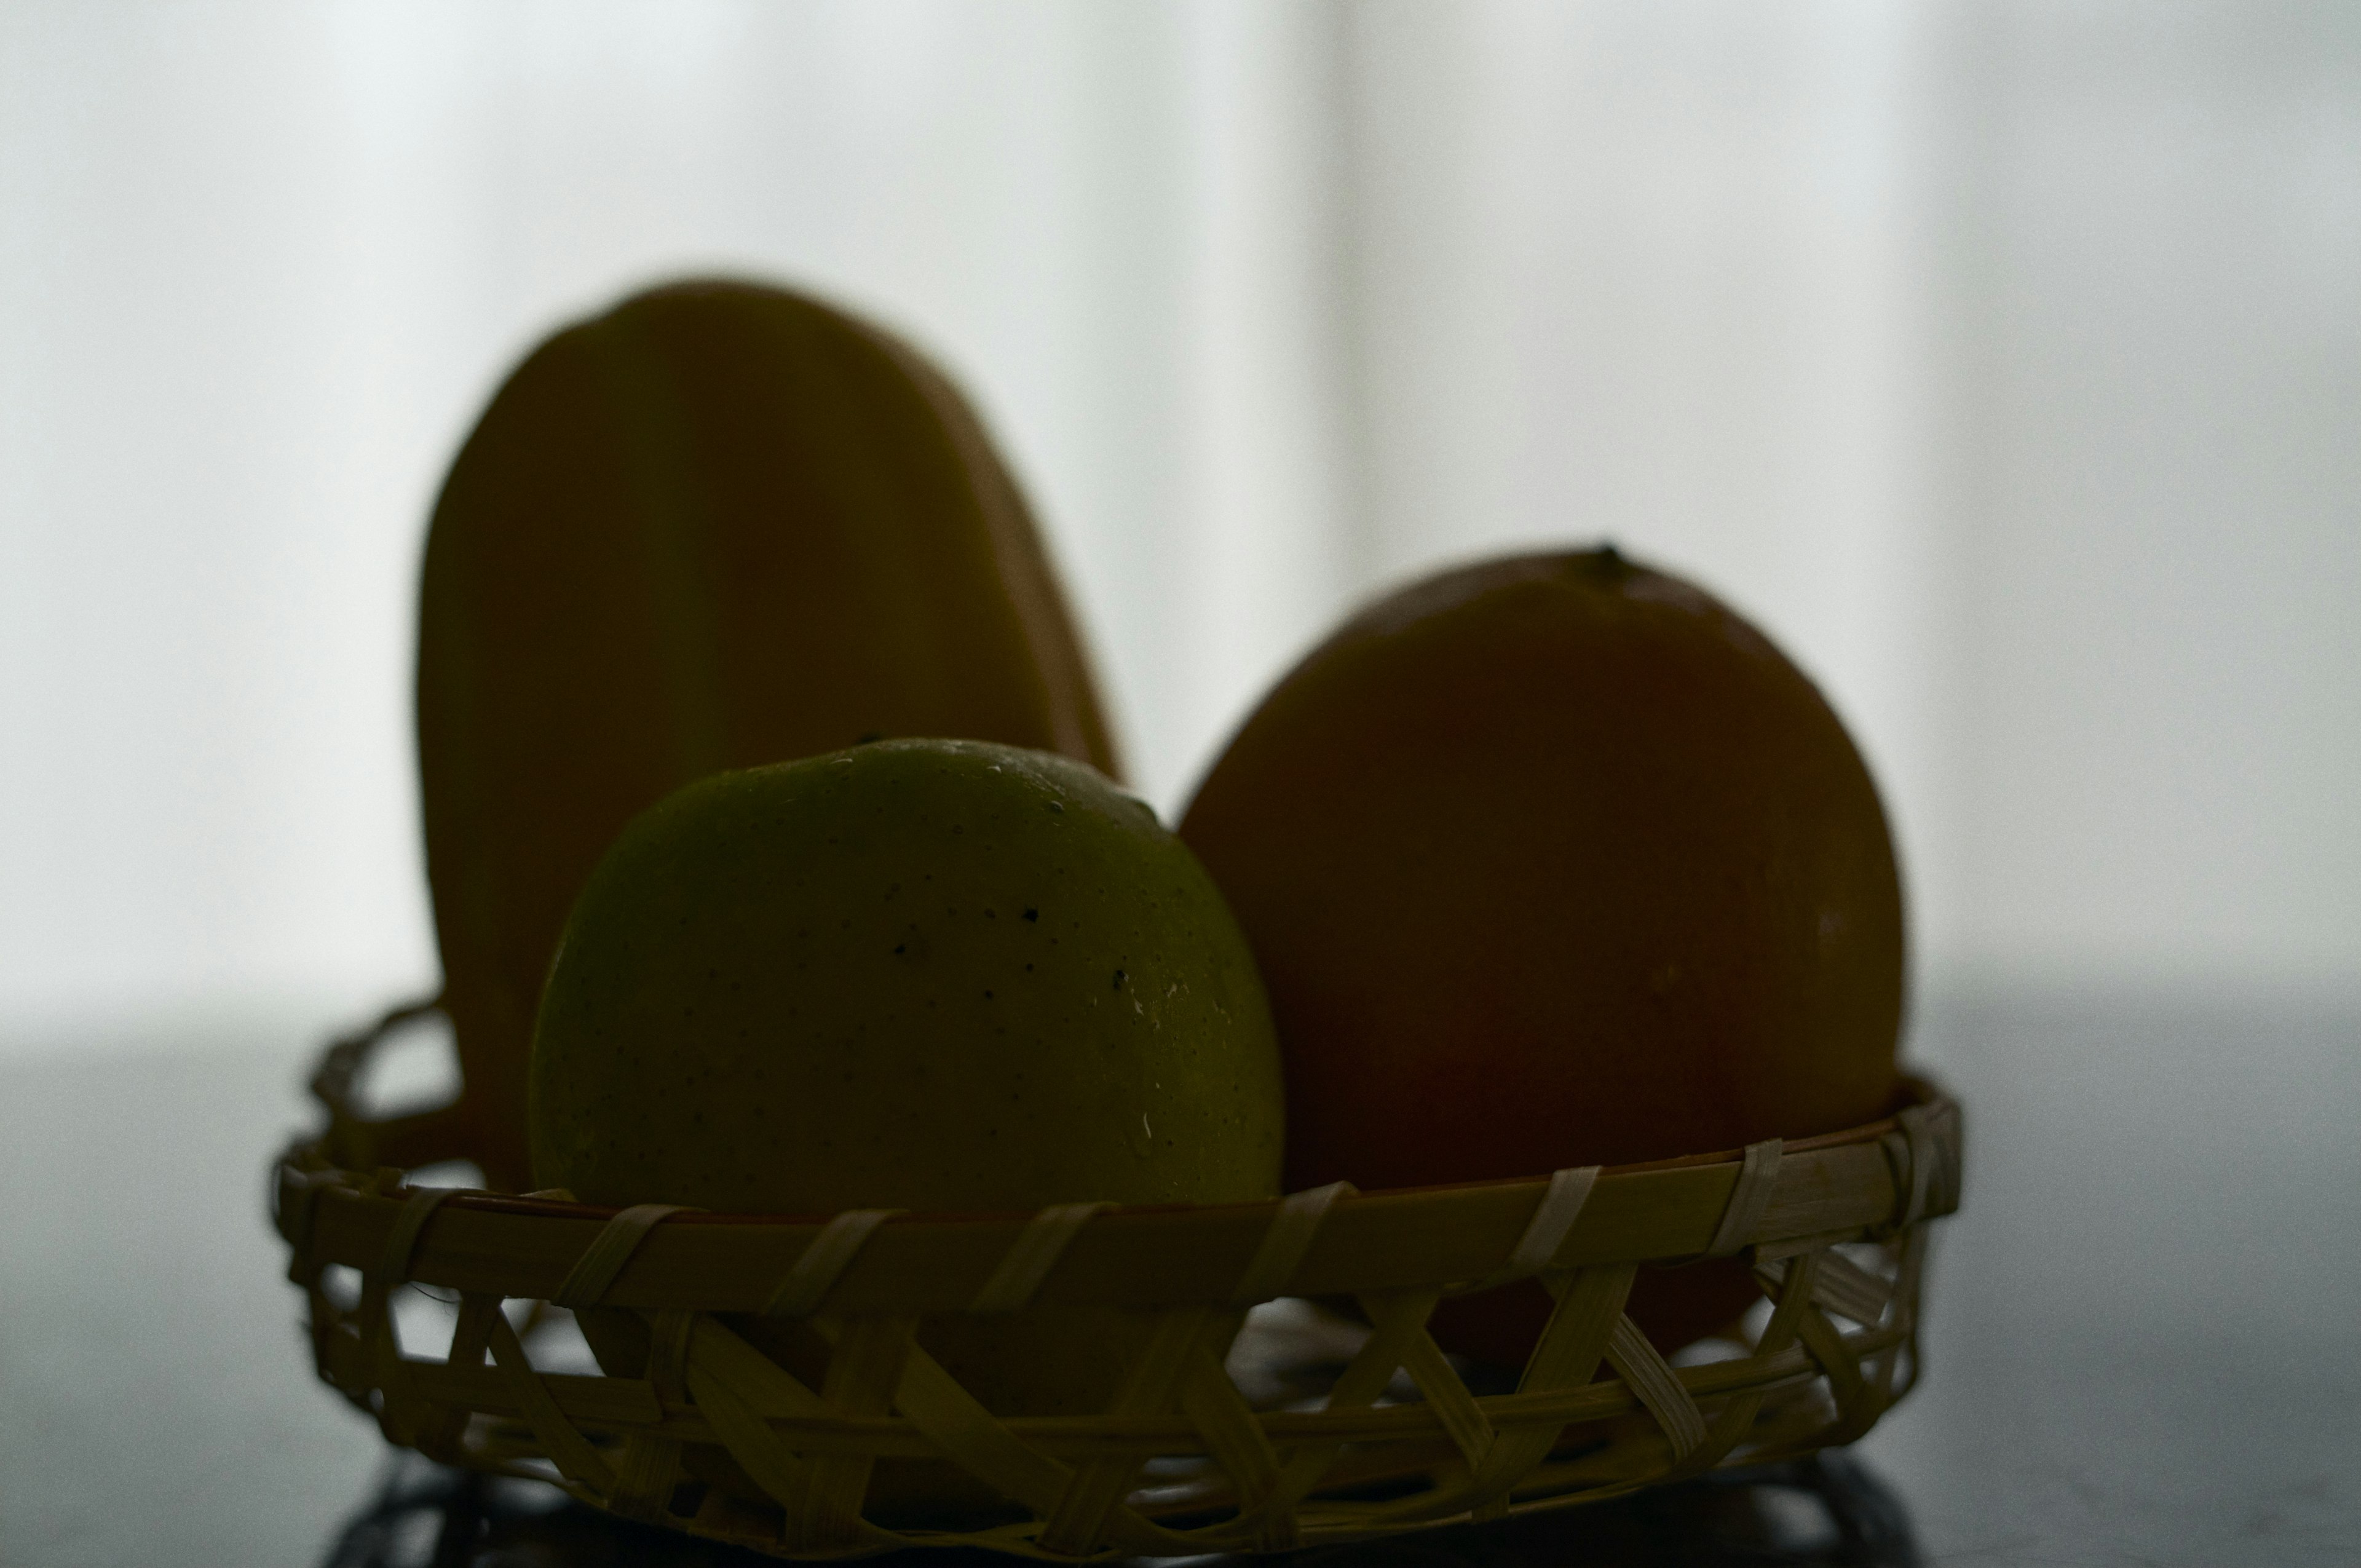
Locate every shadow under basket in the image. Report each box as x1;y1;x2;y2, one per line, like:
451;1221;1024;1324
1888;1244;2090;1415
273;1000;1964;1562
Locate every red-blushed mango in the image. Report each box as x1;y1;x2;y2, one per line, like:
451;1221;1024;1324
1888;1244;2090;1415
1178;547;1905;1364
417;280;1119;1188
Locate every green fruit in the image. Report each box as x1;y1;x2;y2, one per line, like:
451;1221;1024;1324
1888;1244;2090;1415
530;738;1281;1212
528;738;1283;1522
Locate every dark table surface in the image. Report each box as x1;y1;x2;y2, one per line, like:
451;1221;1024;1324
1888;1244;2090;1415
3;983;2355;1567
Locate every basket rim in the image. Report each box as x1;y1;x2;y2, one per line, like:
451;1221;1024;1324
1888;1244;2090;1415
293;996;1952;1229
277;1010;1960;1316
340;1075;1948;1228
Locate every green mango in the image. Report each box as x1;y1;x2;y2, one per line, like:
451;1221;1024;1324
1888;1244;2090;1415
529;738;1283;1521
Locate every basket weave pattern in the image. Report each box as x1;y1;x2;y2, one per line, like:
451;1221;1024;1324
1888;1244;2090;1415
274;1002;1963;1561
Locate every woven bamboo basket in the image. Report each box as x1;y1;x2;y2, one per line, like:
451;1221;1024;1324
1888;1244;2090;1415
274;999;1963;1562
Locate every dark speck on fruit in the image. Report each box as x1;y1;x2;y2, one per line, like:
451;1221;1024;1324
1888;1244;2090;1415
1048;802;1064;814
1113;968;1127;990
893;944;906;956
1024;908;1038;922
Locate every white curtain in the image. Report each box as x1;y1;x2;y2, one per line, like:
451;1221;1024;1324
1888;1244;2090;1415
2;0;2354;1037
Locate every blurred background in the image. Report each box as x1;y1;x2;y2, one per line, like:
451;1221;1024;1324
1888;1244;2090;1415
1;4;2357;1564
2;1;2356;1037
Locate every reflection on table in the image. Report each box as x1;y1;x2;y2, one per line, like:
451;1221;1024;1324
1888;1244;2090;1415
321;1450;1918;1568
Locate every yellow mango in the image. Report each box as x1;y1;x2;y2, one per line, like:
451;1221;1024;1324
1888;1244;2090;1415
417;280;1119;1186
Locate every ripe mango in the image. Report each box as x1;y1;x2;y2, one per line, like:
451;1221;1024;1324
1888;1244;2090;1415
417;281;1118;1186
1179;547;1904;1363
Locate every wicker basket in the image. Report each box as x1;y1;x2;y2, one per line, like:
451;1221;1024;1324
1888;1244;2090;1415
272;999;1963;1562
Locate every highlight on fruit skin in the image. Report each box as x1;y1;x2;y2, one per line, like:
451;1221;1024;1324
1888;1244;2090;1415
528;737;1282;1220
414;278;1120;1188
1178;544;1907;1364
527;736;1283;1521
